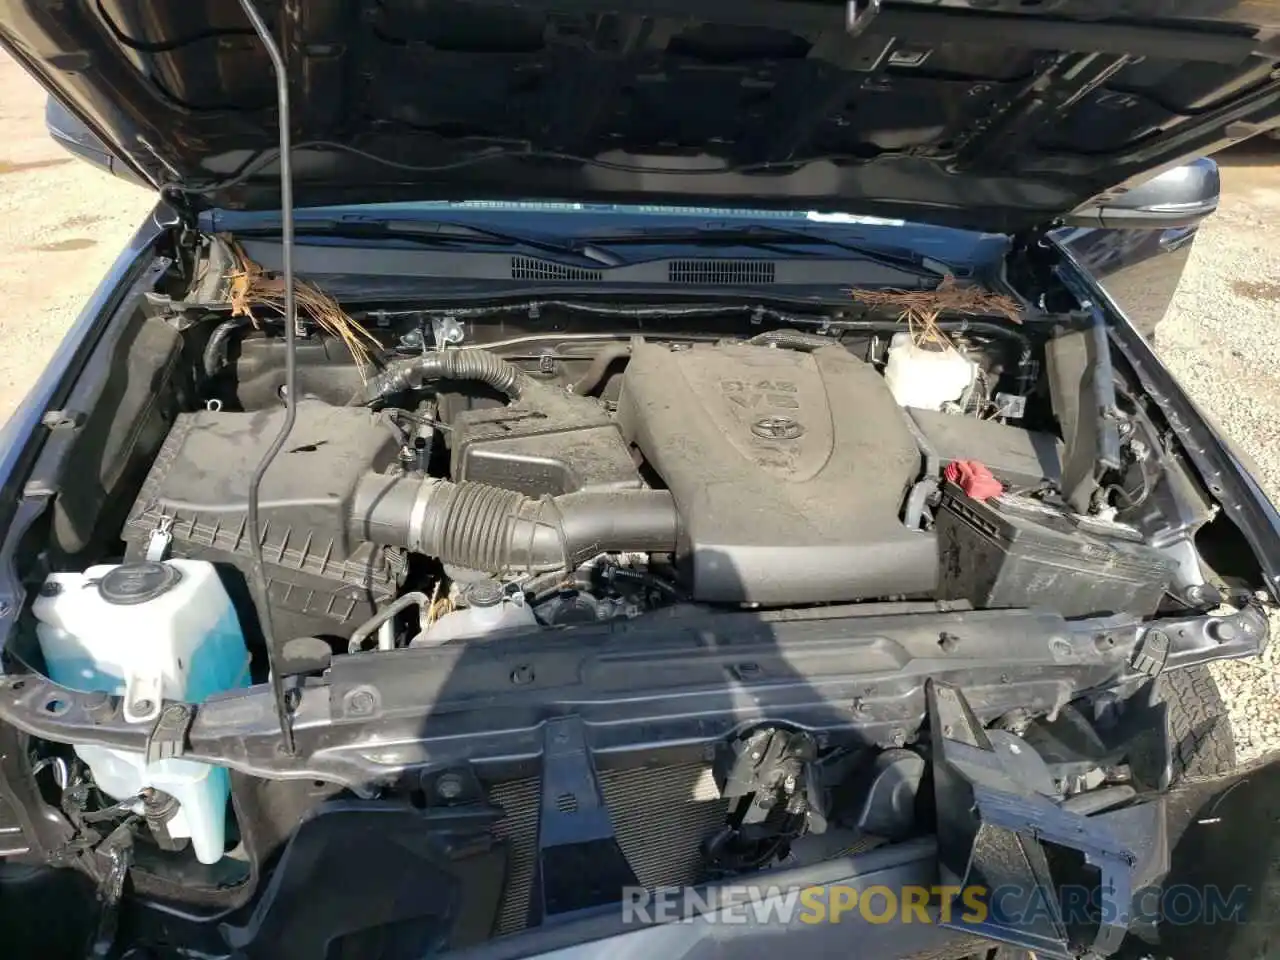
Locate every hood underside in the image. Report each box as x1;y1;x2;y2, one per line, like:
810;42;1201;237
5;0;1280;229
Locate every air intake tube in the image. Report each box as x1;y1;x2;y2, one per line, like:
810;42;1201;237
364;349;527;404
350;474;679;574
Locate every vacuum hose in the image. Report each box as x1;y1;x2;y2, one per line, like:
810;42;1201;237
365;349;527;404
745;329;840;351
350;474;679;575
202;315;251;378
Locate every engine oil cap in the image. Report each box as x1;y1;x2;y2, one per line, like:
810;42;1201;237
98;562;183;605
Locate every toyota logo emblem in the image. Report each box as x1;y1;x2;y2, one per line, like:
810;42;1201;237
751;416;805;440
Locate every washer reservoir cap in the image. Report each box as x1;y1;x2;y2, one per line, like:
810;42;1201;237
98;562;183;605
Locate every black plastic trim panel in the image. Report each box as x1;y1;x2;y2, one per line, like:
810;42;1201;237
0;605;1264;792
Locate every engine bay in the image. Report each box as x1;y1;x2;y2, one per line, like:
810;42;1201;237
10;0;1280;941
62;258;1236;681
1;230;1272;954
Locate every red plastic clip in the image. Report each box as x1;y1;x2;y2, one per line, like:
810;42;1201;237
943;460;1003;502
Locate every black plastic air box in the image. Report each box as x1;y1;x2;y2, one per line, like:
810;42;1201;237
936;485;1174;618
123;402;405;642
451;383;640;495
906;407;1063;488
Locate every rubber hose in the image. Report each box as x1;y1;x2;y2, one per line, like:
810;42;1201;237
202;315;251;379
398;301;1031;390
571;342;632;395
745;329;841;351
350;474;678;575
365;349;526;404
408;301;1030;348
347;591;429;654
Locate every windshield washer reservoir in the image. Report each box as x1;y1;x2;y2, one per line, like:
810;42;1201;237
32;559;250;864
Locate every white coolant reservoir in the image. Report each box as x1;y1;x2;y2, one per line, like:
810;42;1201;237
33;560;250;864
883;332;977;410
416;580;538;645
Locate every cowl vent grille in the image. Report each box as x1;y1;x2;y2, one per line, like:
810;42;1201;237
510;256;603;281
669;259;776;285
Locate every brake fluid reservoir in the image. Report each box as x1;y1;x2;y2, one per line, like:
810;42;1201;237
33;560;250;864
883;332;977;410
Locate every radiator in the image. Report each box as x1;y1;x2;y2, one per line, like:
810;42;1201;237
488;762;728;935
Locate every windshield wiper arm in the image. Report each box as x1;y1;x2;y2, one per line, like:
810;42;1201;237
358;220;626;265
575;224;955;277
236;218;625;266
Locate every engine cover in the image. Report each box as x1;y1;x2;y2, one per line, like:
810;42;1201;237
616;341;937;603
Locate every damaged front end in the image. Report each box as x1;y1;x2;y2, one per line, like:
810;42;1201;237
0;633;1266;958
0;202;1275;955
0;201;1274;955
3;0;1280;953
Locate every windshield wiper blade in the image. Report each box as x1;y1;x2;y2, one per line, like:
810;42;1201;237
237;218;625;266
575;224;955;277
357;220;626;265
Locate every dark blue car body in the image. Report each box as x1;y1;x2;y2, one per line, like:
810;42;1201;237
4;1;1280;956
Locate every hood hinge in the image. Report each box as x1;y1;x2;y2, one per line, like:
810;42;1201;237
1010;218;1063;257
157;181;202;229
1008;219;1064;282
175;218;202;256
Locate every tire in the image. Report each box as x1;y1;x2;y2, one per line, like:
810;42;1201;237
1153;664;1237;781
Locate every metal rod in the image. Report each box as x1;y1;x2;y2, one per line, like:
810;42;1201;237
237;0;297;754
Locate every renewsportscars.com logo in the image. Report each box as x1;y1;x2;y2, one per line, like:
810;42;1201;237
621;883;1252;927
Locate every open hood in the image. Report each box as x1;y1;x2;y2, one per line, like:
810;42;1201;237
4;0;1280;231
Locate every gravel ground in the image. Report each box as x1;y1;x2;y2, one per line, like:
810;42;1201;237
0;53;154;418
1154;153;1280;763
0;53;1276;758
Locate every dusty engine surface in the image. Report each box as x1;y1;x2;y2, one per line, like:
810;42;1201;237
125;336;961;648
617;341;937;603
123;315;1188;650
449;373;642;495
123;402;406;642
